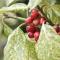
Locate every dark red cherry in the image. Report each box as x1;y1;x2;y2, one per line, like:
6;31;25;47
25;17;33;24
31;9;39;19
39;17;46;25
26;25;36;33
28;32;34;38
34;31;40;41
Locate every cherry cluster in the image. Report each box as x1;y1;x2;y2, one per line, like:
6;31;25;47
25;9;46;41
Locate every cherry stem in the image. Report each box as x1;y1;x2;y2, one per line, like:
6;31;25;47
19;23;26;27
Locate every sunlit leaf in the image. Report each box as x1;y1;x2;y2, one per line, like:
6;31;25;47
5;0;26;6
4;27;38;60
28;0;42;11
25;34;38;60
36;24;60;60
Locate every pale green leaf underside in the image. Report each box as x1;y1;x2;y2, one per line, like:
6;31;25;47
36;24;60;60
4;27;38;60
25;34;38;60
4;27;27;60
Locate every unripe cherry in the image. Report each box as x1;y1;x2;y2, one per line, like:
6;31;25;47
25;16;33;24
26;25;36;33
39;17;46;25
28;32;34;38
34;31;40;41
31;9;40;19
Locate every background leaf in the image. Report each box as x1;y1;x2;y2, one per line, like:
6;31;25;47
36;24;60;60
0;0;6;8
28;0;42;11
3;12;25;29
38;0;60;24
0;3;28;18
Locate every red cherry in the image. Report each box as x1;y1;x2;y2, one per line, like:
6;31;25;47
33;19;40;26
25;17;33;24
55;25;60;33
31;9;39;19
34;31;40;41
58;32;60;35
39;17;46;25
26;25;36;33
28;32;34;38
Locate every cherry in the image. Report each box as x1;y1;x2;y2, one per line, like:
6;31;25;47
25;16;33;24
33;19;40;26
31;9;39;19
28;32;34;38
34;31;40;41
26;25;36;33
55;25;60;33
58;32;60;35
39;17;46;25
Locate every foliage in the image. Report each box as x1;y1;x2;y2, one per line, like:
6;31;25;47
0;0;60;60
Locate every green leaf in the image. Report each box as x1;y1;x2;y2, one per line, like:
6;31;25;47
25;34;38;60
36;24;60;60
4;17;20;29
0;21;3;35
3;22;13;37
0;0;6;8
0;3;28;17
5;0;19;6
5;0;26;6
4;27;38;60
4;27;27;60
0;34;7;60
39;0;60;24
0;14;4;34
0;14;7;60
28;0;42;11
4;12;25;28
